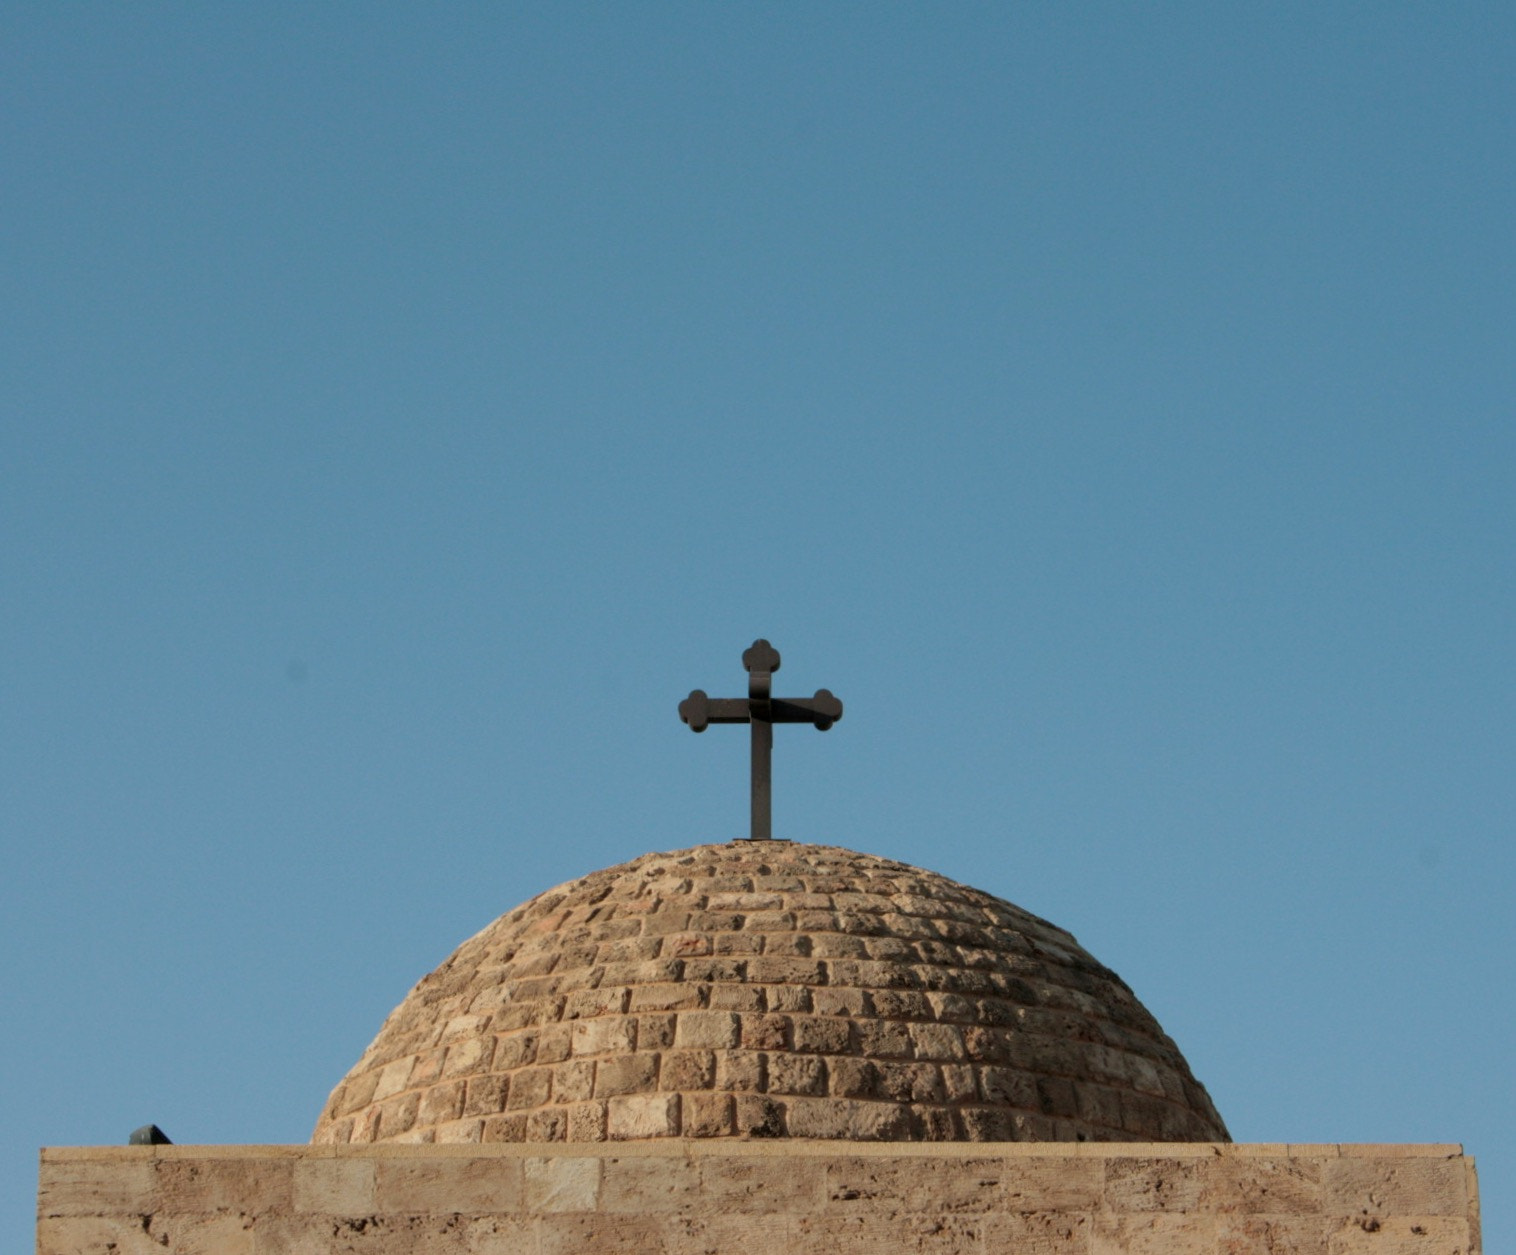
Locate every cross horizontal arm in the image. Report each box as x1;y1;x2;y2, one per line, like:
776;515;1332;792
680;689;843;731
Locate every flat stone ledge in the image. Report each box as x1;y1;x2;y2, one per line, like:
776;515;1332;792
39;1142;1480;1254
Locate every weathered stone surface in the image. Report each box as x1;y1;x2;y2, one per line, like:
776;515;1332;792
37;1144;1480;1255
314;842;1228;1145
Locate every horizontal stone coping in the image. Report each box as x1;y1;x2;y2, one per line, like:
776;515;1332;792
41;1141;1466;1162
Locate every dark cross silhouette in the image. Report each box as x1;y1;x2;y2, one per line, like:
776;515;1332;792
679;639;843;841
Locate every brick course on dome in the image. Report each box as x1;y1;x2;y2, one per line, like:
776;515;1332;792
313;842;1227;1146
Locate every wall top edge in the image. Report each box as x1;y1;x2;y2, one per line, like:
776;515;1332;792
39;1141;1468;1164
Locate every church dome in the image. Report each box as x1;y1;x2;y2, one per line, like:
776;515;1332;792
313;842;1228;1145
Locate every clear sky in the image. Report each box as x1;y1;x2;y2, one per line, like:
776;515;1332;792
3;3;1511;1249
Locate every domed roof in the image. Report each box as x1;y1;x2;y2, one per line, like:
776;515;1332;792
313;842;1227;1145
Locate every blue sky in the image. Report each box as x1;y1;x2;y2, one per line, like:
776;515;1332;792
3;3;1511;1248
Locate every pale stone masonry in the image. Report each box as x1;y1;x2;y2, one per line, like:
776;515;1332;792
37;1141;1481;1254
314;843;1227;1145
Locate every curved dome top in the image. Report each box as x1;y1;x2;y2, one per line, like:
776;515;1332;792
314;842;1227;1145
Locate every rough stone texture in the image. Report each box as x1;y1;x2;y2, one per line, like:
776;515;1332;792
313;842;1227;1145
37;1143;1481;1254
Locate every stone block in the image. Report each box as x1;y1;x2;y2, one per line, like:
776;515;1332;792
608;1092;681;1139
155;1157;294;1215
536;1021;574;1063
525;1154;602;1212
768;1052;828;1096
463;1215;540;1254
1104;1158;1215;1213
1092;1212;1217;1255
676;1010;740;1050
375;1157;523;1213
39;1213;256;1255
601;1153;701;1213
741;1013;792;1050
829;1056;879;1099
293;1156;376;1214
1002;1158;1104;1211
768;983;814;1012
661;1049;716;1090
980;1212;1093;1254
1324;1157;1469;1217
491;1029;538;1069
630;982;705;1012
1216;1215;1333;1255
638;1013;677;1050
464;1073;510;1118
855;1019;914;1058
507;1066;553;1109
734;1095;785;1137
594;1054;658;1097
442;1036;493;1078
553;1059;597;1102
698;1155;823;1213
565;987;631;1020
1211;1155;1324;1215
786;1097;913;1140
707;982;767;1011
567;1100;609;1142
908;1022;966;1061
372;1056;416;1101
37;1159;154;1217
417;1079;466;1126
1325;1215;1472;1254
527;1108;569;1141
715;1050;766;1092
573;1015;638;1055
825;1156;1006;1214
792;1015;852;1054
793;1212;983;1254
538;1212;672;1255
683;1091;734;1136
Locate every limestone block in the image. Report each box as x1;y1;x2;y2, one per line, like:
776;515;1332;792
525;1155;601;1212
39;1213;255;1255
675;1011;740;1050
1092;1212;1217;1255
1325;1215;1473;1254
793;1212;984;1254
1211;1155;1324;1216
155;1157;294;1215
824;1156;1007;1214
462;1215;540;1254
1217;1215;1333;1255
608;1092;680;1139
506;1066;553;1109
37;1159;154;1217
537;1211;671;1254
1002;1157;1104;1212
1103;1156;1214;1213
979;1211;1093;1254
573;1015;637;1055
683;1092;734;1137
374;1157;522;1213
293;1156;376;1213
1325;1157;1469;1217
698;1154;824;1213
600;1153;701;1213
594;1054;658;1098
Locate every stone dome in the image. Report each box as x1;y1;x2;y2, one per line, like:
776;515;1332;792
313;842;1227;1145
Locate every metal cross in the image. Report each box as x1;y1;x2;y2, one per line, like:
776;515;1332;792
679;639;843;841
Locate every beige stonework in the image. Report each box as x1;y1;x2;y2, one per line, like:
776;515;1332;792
37;1142;1480;1254
313;842;1227;1146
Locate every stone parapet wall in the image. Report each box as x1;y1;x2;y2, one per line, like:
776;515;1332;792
39;1142;1478;1254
